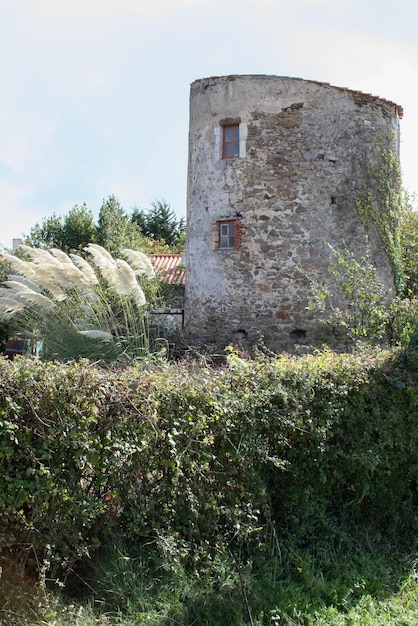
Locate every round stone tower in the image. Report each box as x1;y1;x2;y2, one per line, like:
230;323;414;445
184;75;402;350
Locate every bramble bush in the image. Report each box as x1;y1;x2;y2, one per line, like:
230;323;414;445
0;345;417;592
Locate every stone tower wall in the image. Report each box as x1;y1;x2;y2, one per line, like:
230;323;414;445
184;75;401;350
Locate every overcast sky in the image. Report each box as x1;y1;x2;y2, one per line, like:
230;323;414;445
1;0;417;249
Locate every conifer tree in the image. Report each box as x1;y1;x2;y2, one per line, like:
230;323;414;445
132;200;185;249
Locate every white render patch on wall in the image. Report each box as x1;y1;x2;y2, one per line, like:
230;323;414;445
184;75;402;351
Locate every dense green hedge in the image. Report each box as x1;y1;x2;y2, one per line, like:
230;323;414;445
0;347;417;579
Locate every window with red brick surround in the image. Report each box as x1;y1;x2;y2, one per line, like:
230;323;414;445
222;124;240;159
219;222;235;248
214;219;246;251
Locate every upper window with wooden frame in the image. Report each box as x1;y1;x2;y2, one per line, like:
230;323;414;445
222;124;240;159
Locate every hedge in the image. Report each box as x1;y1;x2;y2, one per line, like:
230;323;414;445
0;346;417;579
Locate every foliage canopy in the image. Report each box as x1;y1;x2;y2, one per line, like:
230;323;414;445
23;196;183;256
132;199;186;250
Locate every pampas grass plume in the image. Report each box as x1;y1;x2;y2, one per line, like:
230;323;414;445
84;244;120;287
121;248;156;279
19;245;55;263
78;329;113;341
2;254;38;281
84;244;115;263
0;298;25;318
70;254;99;285
7;275;42;293
49;248;74;264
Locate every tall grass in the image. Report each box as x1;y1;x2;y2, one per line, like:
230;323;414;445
2;532;418;626
0;244;156;362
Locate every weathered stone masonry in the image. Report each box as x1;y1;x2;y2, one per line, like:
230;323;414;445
184;75;402;350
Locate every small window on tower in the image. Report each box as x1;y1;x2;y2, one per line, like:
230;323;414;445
222;125;240;159
219;222;236;249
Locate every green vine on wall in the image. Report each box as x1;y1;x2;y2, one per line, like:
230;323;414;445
355;134;405;293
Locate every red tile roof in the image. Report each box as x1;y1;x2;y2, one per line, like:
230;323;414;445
151;254;185;285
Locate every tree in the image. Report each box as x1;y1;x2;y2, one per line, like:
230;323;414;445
25;213;64;249
132;200;186;250
24;197;148;256
24;205;96;253
97;195;147;255
62;204;96;252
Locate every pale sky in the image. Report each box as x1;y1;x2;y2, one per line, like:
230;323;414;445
1;0;417;249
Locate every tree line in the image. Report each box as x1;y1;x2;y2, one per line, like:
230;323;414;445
23;196;186;255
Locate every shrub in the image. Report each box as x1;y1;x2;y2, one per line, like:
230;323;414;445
1;346;417;591
306;243;392;344
389;296;418;346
